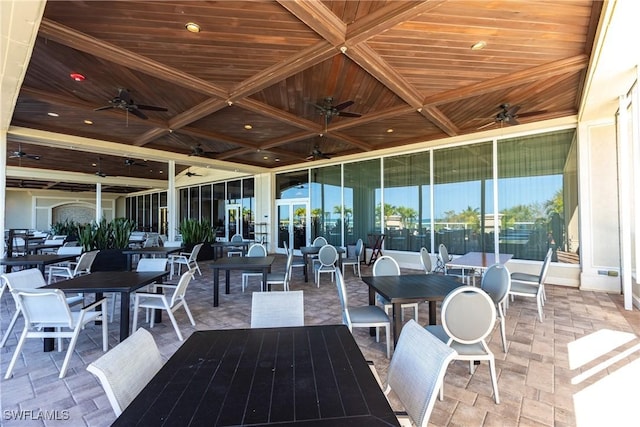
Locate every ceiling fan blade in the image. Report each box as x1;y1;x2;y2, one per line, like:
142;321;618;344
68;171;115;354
136;104;168;111
505;115;520;125
26;154;41;160
506;104;521;116
337;112;361;118
477;121;497;130
129;107;148;120
94;105;115;111
333;100;354;111
517;110;547;118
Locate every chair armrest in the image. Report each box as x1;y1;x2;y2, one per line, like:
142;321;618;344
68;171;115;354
81;297;107;312
151;284;177;290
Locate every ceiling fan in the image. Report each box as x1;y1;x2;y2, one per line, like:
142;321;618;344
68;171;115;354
477;103;547;130
124;158;147;167
9;144;40;160
185;169;202;177
189;144;215;158
94;88;168;120
95;157;107;177
311;97;362;131
306;144;333;161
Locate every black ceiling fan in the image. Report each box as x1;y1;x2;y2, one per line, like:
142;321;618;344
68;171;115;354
95;157;107;177
306;144;333;161
189;144;215;158
95;88;168;120
477;103;547;130
185;169;202;177
124;158;147;167
310;97;362;131
9;144;40;160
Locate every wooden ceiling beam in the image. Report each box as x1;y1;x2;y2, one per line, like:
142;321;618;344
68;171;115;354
423;54;589;106
167;98;229;130
178;127;259;150
277;0;346;46
330;131;373;151
259;130;317;150
38;18;227;99
327;104;416;132
217;147;254;160
419;106;459;137
237;98;323;132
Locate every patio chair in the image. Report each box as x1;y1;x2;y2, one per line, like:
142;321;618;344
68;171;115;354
373;256;419;322
311;236;328;269
438;244;474;284
87;328;163;416
4;288;108;379
227;233;244;257
132;269;196;341
313;244;338;287
425;286;500;403
250;290;304;328
264;250;293;291
480;263;511;352
370;319;457;427
419;247;432;274
241;244;268;292
335;268;391;358
508;247;552;322
47;249;98;284
168;243;202;279
0;268;84;348
283;240;306;276
342;238;364;278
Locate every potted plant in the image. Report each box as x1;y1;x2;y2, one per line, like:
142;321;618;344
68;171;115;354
50;219;79;242
78;217;136;271
178;218;216;260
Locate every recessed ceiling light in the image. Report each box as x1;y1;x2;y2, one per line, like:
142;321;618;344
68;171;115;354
84;120;93;125
159;170;164;174
185;22;200;33
263;156;268;160
47;112;59;117
69;73;85;81
92;163;97;167
386;128;394;133
244;124;252;130
275;158;280;162
471;40;487;50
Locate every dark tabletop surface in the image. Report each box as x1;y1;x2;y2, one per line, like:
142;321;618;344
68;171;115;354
122;247;183;255
0;253;78;264
212;255;276;269
40;271;167;293
113;325;399;426
300;246;345;254
361;274;463;303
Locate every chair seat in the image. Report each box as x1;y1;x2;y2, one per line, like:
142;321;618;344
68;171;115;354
510;281;538;295
511;272;539;283
424;325;450;344
348;305;390;324
450;341;490;356
135;296;168;309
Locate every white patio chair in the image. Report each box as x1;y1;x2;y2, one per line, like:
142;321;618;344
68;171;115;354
313;244;338;287
283;240;306;276
241;244;268;292
342;238;364;278
481;263;511;352
250;290;304;328
508;247;552;322
419;246;432;274
4;288;108;379
132;269;196;341
264;250;293;291
335;268;391;358
0;268;84;348
370;319;457;427
168;243;202;279
87;328;163;417
425;286;500;403
438;243;474;284
227;233;244;257
47;249;98;284
373;256;419;322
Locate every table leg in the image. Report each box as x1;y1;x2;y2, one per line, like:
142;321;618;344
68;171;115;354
213;268;219;307
262;268;268;292
303;253;309;282
225;270;231;294
428;301;437;325
119;292;130;341
368;287;376;337
154;277;163;324
392;303;402;347
44;329;55;351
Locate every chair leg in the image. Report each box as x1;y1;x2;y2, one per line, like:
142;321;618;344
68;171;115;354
4;328;29;379
498;304;507;352
182;301;196;326
132;297;140;333
60;328;82;378
166;308;183;341
0;309;21;348
385;325;391;359
537;294;544;323
489;357;500;404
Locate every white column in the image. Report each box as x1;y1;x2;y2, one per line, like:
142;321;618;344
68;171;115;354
96;182;102;221
167;161;176;241
0;130;6;257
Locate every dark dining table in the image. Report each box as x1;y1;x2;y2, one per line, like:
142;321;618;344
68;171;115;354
300;245;345;282
122;246;184;270
0;253;79;274
212;255;275;306
41;271;167;344
211;240;252;259
361;274;462;346
112;325;400;426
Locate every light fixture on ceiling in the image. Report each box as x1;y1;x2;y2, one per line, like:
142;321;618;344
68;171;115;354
84;119;93;125
386;128;394;133
69;72;85;81
47;112;59;117
185;22;201;33
263;156;268;160
471;40;487;50
244;124;252;130
340;46;347;54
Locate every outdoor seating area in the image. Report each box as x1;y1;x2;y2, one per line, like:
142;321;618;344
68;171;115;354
1;254;639;426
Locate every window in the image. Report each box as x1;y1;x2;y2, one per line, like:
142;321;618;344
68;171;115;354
344;159;381;247
310;165;341;245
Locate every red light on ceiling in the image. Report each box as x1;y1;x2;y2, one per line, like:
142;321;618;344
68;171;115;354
69;73;85;81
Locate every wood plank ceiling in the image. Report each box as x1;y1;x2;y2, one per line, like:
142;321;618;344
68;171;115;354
7;0;602;193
